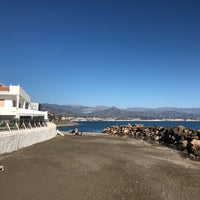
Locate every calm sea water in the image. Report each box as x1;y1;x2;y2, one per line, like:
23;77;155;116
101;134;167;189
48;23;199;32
58;121;200;133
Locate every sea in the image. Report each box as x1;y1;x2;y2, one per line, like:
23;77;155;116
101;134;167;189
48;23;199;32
58;121;200;133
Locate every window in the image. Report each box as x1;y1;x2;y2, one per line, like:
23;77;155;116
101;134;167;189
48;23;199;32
0;99;5;107
25;102;29;109
13;100;16;107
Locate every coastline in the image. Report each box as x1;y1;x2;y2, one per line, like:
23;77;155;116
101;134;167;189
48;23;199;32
61;130;108;136
54;121;79;127
67;119;200;122
57;121;200;134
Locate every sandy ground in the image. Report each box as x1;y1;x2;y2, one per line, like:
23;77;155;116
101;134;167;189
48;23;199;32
1;133;200;200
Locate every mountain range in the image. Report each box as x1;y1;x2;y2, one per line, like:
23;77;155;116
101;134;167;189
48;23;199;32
40;103;200;120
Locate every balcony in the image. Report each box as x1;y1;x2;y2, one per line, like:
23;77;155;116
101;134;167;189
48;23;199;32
0;107;48;120
0;107;17;117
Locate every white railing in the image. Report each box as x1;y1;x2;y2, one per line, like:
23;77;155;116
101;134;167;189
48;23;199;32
0;118;49;132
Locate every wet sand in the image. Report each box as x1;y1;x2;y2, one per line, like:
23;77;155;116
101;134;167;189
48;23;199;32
1;133;200;200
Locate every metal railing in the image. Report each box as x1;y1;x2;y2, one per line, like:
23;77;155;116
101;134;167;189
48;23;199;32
0;118;48;132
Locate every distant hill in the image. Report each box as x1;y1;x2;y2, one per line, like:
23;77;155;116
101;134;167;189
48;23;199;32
40;103;200;120
40;103;110;117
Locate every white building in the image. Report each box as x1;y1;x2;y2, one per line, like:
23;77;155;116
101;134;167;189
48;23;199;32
0;84;57;154
0;83;48;121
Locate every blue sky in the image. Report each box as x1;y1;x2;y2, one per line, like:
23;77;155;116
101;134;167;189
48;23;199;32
0;0;200;108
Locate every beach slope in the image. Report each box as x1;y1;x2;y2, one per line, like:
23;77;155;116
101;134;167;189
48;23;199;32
0;134;200;200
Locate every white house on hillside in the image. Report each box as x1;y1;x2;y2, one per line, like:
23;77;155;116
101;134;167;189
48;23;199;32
0;83;48;123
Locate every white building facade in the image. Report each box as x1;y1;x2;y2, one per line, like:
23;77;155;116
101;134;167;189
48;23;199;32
0;83;48;121
0;84;58;154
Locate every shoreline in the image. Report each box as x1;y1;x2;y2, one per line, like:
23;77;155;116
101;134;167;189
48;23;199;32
54;121;79;127
61;130;108;137
68;119;200;122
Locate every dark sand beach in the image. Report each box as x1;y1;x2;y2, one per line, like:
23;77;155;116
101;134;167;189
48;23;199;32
1;133;200;200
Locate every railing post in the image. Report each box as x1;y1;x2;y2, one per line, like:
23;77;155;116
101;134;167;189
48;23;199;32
22;120;26;129
5;120;11;132
28;120;32;129
15;120;19;130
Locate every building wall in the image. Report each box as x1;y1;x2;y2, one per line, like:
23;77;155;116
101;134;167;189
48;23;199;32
0;123;57;154
0;95;14;107
5;99;14;108
30;103;40;111
9;85;30;102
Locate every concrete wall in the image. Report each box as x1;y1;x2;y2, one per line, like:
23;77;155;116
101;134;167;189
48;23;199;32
0;123;57;154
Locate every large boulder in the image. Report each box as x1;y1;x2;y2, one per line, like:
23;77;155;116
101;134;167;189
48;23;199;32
191;139;200;151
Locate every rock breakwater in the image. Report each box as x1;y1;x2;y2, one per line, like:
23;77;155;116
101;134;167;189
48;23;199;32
102;124;200;159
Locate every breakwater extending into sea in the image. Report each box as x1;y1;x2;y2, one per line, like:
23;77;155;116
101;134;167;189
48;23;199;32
58;121;200;133
103;123;200;159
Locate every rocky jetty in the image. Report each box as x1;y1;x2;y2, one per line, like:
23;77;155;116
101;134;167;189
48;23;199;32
102;124;200;159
